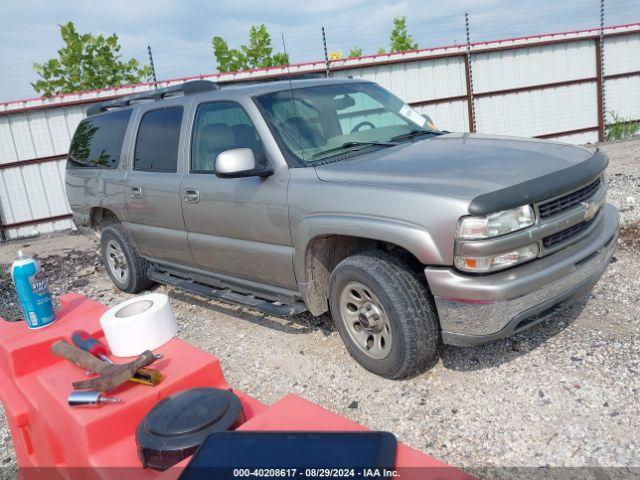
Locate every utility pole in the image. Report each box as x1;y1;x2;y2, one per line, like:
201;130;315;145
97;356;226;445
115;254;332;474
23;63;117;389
147;44;158;90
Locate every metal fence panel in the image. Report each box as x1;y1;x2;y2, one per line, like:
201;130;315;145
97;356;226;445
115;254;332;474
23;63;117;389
472;40;596;93
603;32;640;75
0;158;73;240
605;76;640;120
0;106;87;162
475;82;599;137
0;118;16;163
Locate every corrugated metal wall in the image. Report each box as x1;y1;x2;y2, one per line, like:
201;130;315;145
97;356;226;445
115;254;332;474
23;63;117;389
472;39;598;139
604;33;640;123
1;24;639;240
0;104;86;239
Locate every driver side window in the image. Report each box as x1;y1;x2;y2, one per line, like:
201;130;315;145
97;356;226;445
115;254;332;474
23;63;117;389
191;101;265;174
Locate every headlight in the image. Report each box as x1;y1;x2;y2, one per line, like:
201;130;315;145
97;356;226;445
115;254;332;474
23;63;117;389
457;205;535;239
454;243;539;273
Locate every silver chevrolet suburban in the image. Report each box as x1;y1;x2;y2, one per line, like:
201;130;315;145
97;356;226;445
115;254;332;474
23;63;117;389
66;78;619;379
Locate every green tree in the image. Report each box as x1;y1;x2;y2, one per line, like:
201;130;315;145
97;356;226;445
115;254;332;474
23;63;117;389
348;47;363;58
389;16;418;52
212;37;247;73
32;22;151;97
213;24;289;73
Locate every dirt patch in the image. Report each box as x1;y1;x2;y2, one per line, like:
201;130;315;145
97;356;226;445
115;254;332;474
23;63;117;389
0;247;103;321
619;221;640;252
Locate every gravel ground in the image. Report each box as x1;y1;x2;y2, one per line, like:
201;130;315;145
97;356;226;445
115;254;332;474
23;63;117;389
1;138;639;478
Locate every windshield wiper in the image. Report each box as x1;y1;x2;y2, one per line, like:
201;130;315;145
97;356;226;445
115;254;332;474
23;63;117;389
312;141;398;159
389;129;442;142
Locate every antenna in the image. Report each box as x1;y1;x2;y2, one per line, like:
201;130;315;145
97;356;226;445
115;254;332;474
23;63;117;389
147;45;158;90
281;34;305;159
599;0;607;137
321;26;331;78
464;12;476;133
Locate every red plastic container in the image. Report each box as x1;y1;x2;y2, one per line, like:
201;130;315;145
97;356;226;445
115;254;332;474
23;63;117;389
0;294;473;480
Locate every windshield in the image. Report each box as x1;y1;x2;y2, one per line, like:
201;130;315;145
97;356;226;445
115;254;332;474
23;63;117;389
254;82;437;164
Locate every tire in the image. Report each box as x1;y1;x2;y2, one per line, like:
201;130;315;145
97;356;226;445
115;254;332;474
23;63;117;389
329;250;440;379
100;224;153;293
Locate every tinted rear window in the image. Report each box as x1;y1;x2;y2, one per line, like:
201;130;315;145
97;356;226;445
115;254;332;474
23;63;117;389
68;109;131;168
134;107;183;172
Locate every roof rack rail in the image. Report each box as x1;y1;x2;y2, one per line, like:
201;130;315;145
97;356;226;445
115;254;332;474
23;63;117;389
217;72;325;86
86;80;219;116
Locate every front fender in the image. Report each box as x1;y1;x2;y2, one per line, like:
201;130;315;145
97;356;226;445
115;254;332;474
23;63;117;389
293;214;447;283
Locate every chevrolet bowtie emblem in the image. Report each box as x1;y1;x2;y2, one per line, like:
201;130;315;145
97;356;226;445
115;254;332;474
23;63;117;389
582;201;599;221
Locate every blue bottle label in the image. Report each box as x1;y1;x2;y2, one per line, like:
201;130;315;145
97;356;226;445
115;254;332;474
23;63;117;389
12;257;56;329
30;271;48;295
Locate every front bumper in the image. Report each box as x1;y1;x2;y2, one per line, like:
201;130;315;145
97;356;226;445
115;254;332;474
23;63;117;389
425;203;619;346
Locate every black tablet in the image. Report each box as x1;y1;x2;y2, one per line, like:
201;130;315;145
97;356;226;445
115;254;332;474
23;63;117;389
179;431;397;480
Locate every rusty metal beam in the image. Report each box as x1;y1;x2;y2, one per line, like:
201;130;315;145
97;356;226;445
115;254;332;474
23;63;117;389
410;95;469;107
0;154;67;170
474;76;597;98
535;126;599;139
1;214;73;230
603;69;640;81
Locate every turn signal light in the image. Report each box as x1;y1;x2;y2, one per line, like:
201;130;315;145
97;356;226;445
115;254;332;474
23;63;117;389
454;243;539;273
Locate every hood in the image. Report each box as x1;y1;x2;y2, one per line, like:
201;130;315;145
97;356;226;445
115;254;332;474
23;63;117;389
314;133;605;215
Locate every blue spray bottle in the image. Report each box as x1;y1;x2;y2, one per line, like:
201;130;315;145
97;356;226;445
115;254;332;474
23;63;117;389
11;250;56;329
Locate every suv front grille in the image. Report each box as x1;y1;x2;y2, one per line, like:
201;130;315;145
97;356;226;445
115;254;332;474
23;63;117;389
543;216;597;248
538;177;601;218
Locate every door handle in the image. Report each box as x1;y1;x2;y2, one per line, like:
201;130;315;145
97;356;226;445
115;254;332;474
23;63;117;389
183;189;200;204
129;187;143;199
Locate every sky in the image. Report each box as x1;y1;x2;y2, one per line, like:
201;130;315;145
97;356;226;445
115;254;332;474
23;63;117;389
1;0;639;102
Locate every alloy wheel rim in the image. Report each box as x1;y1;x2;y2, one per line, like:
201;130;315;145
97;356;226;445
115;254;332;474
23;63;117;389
106;240;128;284
339;281;393;360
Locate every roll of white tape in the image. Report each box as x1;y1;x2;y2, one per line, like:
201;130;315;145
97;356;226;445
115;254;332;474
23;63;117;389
99;293;177;357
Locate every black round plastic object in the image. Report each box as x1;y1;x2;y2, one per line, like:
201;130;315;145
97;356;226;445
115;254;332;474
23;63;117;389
136;387;243;470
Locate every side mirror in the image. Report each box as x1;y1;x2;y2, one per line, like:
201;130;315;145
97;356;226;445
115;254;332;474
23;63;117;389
215;148;273;179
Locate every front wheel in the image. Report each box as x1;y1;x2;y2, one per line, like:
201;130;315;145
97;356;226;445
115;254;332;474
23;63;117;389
329;250;440;379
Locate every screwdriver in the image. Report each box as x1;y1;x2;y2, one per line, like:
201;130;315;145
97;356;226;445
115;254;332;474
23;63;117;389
68;390;122;407
71;330;164;386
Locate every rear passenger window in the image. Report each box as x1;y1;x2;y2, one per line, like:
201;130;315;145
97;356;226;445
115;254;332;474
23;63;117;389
68;109;131;169
134;107;183;172
191;101;264;173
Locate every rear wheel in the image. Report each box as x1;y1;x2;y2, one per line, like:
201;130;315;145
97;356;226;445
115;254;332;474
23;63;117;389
100;225;153;293
329;250;440;379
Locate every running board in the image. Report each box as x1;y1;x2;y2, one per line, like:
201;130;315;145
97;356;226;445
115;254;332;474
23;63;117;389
148;269;307;317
